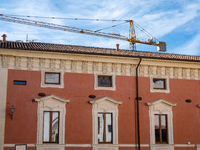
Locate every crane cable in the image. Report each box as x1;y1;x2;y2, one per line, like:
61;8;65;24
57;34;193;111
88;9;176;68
3;14;130;22
3;14;158;41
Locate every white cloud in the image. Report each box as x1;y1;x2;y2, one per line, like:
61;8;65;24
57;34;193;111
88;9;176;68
0;0;200;54
173;33;200;55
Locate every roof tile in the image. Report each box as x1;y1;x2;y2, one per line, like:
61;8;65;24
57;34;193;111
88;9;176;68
0;41;200;62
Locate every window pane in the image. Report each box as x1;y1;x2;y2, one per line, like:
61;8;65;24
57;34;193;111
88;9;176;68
98;76;112;87
43;112;50;142
98;114;104;142
161;115;167;142
105;114;112;142
153;79;165;89
45;73;60;84
52;112;59;142
154;115;160;142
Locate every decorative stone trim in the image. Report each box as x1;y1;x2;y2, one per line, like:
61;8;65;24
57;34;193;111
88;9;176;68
150;75;170;93
41;69;64;88
34;95;70;150
89;96;122;150
0;68;8;150
94;73;116;91
196;144;200;150
1;52;200;80
146;99;177;150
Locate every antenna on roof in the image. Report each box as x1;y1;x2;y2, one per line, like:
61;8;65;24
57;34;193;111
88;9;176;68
26;34;28;43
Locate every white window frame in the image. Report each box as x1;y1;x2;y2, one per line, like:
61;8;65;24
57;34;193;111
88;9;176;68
89;96;122;150
34;95;70;150
41;70;64;88
94;73;116;91
150;75;170;93
146;99;176;150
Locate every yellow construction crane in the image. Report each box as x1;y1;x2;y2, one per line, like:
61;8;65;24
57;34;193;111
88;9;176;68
0;14;166;51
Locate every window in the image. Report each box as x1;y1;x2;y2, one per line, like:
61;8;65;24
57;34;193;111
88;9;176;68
34;95;70;150
98;113;113;143
98;76;112;87
155;114;168;144
14;80;26;85
150;76;169;93
45;72;60;84
41;70;64;88
43;111;59;143
90;96;122;150
146;99;176;150
94;73;116;91
153;79;166;89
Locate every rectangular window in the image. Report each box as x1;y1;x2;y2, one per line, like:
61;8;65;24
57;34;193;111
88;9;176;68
45;72;60;84
43;111;59;143
155;114;168;144
98;76;112;87
14;80;26;85
153;79;166;89
98;113;113;143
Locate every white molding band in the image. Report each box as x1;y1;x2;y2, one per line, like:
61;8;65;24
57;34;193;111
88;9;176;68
4;144;199;148
1;53;200;80
0;67;8;150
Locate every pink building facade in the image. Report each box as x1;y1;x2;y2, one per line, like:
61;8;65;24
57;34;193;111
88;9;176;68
1;40;200;150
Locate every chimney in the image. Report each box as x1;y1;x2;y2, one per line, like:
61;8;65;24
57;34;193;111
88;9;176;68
116;44;119;51
1;34;7;42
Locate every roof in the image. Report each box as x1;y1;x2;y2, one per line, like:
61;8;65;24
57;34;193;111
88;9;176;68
0;41;200;62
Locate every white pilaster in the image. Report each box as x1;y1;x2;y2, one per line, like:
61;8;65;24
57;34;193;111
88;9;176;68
0;67;8;150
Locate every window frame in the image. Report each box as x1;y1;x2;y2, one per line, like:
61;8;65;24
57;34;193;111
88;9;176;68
150;76;170;93
94;73;116;91
43;111;60;143
154;114;168;144
146;99;176;149
34;95;70;147
89;96;122;149
41;70;64;88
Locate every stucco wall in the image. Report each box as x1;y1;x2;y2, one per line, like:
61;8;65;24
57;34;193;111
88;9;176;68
3;67;200;149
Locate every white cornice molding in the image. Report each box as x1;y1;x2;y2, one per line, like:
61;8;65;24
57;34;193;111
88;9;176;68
89;96;122;105
1;49;200;80
34;95;70;103
146;99;177;107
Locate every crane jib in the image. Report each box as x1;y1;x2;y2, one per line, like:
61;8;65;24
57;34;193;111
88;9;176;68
0;14;166;52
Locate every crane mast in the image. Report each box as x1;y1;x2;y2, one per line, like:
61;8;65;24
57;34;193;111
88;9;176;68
0;14;166;51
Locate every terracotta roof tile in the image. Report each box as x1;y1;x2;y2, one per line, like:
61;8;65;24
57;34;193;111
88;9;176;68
0;41;200;62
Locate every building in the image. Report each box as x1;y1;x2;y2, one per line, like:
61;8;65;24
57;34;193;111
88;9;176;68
1;35;200;150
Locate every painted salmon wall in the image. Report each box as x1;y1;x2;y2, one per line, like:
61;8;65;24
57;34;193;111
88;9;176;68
4;69;200;149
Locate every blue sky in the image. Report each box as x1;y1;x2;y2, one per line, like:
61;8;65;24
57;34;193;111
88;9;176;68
0;0;200;55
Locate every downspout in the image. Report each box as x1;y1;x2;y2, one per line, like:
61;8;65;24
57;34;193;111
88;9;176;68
136;57;142;150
